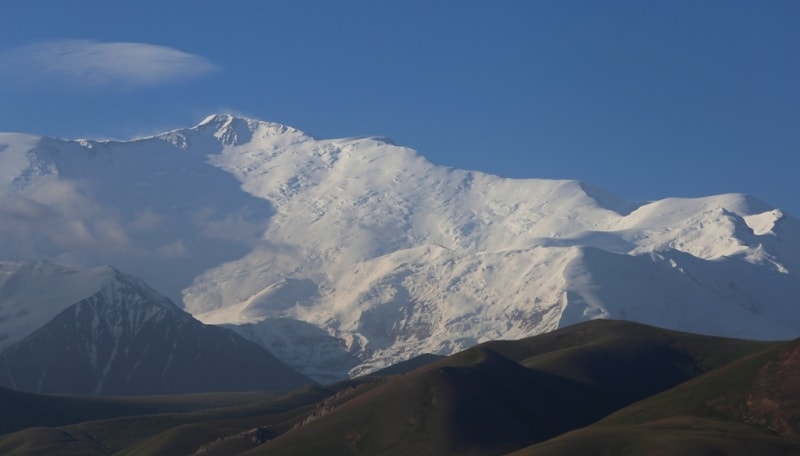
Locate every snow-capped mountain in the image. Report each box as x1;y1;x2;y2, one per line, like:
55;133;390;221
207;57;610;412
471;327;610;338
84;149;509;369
1;114;799;381
0;262;312;395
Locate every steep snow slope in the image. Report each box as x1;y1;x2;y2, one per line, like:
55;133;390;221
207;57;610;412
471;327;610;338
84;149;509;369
1;114;798;381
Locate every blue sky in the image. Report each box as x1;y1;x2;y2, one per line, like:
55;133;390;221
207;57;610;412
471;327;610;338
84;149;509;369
1;1;798;215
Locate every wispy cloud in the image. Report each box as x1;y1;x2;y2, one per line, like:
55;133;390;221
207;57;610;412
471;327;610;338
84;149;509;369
0;39;219;89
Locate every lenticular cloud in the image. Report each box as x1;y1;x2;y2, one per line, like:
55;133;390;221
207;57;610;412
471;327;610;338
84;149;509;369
0;39;219;88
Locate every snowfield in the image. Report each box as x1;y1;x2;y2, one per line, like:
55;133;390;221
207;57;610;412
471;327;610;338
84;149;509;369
1;114;798;382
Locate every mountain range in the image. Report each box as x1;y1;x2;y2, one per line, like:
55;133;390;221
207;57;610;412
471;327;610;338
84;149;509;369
1;114;799;382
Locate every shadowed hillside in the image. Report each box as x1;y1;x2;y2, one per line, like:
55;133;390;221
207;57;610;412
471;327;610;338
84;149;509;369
242;320;776;455
510;336;800;455
0;320;789;455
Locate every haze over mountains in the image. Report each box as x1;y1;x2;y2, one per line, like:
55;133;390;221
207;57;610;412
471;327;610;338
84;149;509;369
1;114;799;382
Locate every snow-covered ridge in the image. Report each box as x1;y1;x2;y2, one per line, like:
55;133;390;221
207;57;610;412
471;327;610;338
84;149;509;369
1;114;799;381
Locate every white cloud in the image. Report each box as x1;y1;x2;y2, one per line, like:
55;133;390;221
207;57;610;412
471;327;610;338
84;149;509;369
0;39;219;88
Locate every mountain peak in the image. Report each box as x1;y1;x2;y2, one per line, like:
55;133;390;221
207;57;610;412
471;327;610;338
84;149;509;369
196;113;234;127
191;113;303;146
0;261;185;352
0;262;313;395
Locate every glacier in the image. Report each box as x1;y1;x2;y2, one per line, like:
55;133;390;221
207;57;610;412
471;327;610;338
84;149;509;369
1;114;798;382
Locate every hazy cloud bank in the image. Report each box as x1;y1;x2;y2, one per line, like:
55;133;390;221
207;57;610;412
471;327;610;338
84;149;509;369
0;39;219;89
